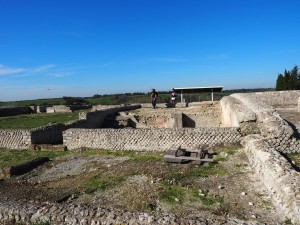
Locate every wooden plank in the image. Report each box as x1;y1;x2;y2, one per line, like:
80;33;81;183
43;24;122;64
163;155;213;162
184;148;204;153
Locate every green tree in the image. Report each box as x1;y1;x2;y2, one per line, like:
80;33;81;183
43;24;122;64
290;65;300;89
284;69;291;90
276;74;285;91
276;65;300;91
289;66;298;90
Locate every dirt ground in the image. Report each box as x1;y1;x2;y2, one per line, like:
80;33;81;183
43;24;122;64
0;146;286;224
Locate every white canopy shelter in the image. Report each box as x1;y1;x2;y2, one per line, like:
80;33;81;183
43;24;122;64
173;86;223;102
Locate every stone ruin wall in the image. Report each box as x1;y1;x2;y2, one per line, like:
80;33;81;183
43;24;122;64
221;91;300;223
0;198;249;225
0;107;34;117
63;127;241;151
254;90;300;107
82;105;141;128
135;102;221;129
30;124;65;145
221;91;300;153
1;93;300;223
0;129;31;149
0;125;66;150
0;105;141;150
243;135;300;224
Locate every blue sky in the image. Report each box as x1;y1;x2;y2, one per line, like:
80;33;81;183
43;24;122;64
0;0;300;101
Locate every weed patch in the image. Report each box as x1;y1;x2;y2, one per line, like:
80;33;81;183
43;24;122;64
159;183;186;204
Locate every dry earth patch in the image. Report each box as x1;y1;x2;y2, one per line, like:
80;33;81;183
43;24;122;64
0;146;287;224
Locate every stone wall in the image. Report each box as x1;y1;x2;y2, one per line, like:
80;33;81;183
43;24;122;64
242;135;300;224
0;129;31;149
0;197;251;225
0;107;33;117
220;96;256;127
81;105;141;128
0;125;65;149
63;127;242;151
253;90;300;107
30;124;65;145
134;103;221;129
46;105;72;113
231;92;299;153
0;105;142;149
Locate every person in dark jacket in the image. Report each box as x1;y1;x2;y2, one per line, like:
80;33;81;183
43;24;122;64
150;89;158;109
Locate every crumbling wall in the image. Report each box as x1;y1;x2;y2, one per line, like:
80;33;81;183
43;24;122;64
231;92;300;153
220;96;256;127
63;127;242;151
0;125;64;149
46;105;72;113
0;105;142;149
0;107;33;117
81;105;141;128
30;124;65;145
242;135;300;224
134;103;221;128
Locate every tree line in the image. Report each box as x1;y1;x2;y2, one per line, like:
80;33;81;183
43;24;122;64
276;65;299;91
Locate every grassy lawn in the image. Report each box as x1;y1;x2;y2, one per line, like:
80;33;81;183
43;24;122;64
0;148;71;169
0;112;79;129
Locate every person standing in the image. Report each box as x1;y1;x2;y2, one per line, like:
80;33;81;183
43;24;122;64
150;89;158;109
170;88;177;107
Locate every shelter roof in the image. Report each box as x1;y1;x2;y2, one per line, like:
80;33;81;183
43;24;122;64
173;86;223;93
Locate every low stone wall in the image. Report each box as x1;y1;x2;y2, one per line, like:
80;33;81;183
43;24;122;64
0;105;142;150
46;105;72;113
0;125;65;149
254;90;300;107
31;124;65;145
242;135;300;224
0;107;33;117
0;129;31;149
220;96;256;127
63;127;242;151
0;198;250;225
231;93;300;153
81;105;141;128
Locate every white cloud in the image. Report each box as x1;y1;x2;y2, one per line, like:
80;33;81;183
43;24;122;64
0;64;58;76
0;64;27;76
32;64;55;72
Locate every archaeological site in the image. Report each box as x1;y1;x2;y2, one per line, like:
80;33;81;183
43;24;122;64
0;90;300;224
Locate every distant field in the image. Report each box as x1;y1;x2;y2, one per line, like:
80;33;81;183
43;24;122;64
0;112;79;129
0;89;274;108
0;93;226;107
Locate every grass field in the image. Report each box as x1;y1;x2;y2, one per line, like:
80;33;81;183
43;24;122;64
0;112;79;129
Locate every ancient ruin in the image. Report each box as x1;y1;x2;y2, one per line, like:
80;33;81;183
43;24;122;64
0;91;300;224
